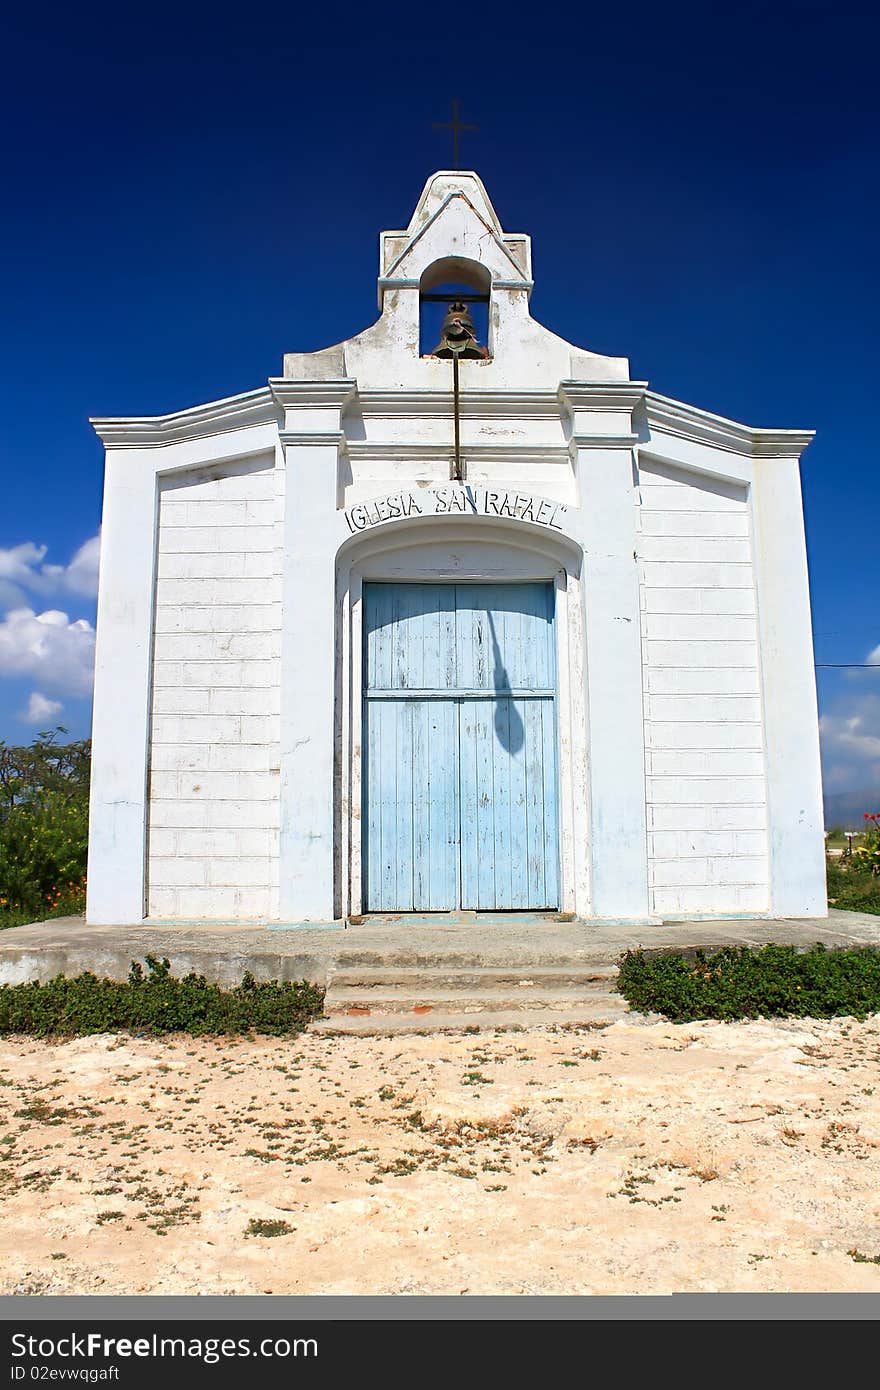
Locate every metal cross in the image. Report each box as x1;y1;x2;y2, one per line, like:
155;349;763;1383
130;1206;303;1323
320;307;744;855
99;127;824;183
432;99;478;170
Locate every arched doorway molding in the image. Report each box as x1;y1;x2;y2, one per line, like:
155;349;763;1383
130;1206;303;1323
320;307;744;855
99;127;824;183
334;518;592;920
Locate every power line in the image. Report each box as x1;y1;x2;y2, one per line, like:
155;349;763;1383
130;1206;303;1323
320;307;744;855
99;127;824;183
815;663;880;669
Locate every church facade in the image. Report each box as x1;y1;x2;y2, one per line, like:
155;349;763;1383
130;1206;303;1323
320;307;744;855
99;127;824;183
86;171;826;926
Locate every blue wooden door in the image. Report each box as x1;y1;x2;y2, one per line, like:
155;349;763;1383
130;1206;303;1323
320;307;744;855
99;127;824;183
363;582;558;911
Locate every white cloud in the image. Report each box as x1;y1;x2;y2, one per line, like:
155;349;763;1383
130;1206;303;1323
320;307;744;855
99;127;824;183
0;541;49;585
0;608;96;697
20;691;64;725
68;533;101;595
39;534;101;598
868;644;880;666
0;533;100;611
0;542;48;611
819;686;880;794
0;579;29;611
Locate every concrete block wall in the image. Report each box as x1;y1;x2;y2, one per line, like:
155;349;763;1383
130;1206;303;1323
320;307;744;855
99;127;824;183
637;459;769;916
146;459;283;919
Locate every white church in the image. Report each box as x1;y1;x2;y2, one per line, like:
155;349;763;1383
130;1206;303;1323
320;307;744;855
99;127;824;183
86;171;826;928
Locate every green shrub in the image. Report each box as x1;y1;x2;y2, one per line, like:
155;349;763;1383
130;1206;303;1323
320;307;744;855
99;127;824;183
0;956;324;1038
851;814;880;875
245;1218;294;1238
616;943;880;1022
826;858;880;916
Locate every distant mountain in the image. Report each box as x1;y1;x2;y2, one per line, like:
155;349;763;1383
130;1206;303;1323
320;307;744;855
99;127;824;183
823;790;880;831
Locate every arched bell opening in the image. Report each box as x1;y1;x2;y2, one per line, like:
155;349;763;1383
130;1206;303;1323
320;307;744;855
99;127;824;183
418;257;492;359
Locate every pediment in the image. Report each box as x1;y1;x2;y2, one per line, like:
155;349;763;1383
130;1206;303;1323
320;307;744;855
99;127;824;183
407;171;504;235
380;172;532;290
386;193;530;289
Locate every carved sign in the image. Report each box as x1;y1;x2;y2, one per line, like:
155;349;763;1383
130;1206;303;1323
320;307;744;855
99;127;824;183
343;487;568;535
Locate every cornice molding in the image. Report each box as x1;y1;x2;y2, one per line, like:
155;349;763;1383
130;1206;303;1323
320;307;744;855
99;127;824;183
89;379;814;464
559;381;649;413
377;276;533;295
376;277;420;292
279;431;347;449
269;378;357;410
90;387;279;448
645;391;815;459
570;434;639;450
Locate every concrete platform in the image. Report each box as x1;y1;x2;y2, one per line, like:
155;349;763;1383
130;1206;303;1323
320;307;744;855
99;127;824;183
0;910;877;988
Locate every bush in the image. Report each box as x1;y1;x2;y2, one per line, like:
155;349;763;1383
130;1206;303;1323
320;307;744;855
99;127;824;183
852;813;880;875
616;943;880;1022
0;730;90;926
0;956;325;1038
826;857;880;916
246;1219;295;1238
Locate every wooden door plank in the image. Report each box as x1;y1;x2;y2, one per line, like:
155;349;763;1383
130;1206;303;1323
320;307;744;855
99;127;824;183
508;696;529;908
458;698;478;910
540;696;560;908
411;697;428;910
429;699;459;910
394;699;414;909
523;696;547;908
378;700;399;910
491;697;513;909
475;700;495;908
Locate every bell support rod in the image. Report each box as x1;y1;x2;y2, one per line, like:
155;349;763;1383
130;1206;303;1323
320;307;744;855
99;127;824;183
431;298;487;482
451;352;463;482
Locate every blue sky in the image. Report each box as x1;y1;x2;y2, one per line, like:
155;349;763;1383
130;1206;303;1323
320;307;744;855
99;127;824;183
1;3;878;814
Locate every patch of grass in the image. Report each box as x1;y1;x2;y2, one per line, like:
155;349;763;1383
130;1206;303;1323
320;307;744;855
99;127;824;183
379;1157;419;1176
616;943;880;1022
14;1100;100;1124
0;957;324;1038
826;859;880;915
245;1218;294;1238
848;1248;880;1265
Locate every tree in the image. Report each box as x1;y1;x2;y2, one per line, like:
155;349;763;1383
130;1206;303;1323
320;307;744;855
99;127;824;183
0;729;91;920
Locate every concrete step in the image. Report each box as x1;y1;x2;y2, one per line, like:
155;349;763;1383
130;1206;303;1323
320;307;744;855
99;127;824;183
326;964;618;990
312;999;629;1036
323;985;622;1016
329;949;621;970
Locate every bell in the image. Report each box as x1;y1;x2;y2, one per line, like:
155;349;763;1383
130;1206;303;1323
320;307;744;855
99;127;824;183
432;300;486;359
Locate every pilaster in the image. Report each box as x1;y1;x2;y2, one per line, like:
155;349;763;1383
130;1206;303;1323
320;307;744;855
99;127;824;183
272;379;356;923
86;453;158;924
751;456;826;915
559;382;652;920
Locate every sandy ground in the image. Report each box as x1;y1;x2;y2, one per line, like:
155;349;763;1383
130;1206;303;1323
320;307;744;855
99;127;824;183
1;1014;879;1296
